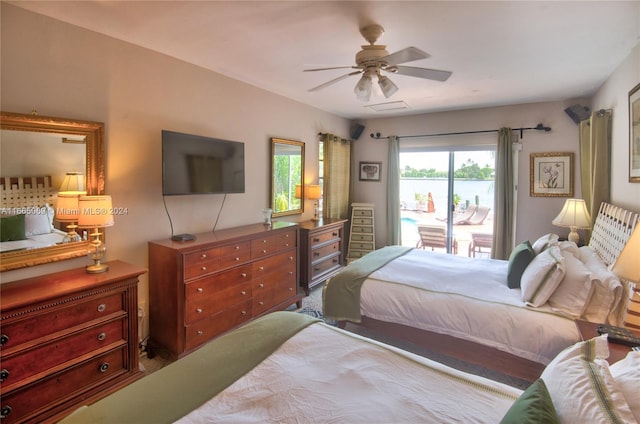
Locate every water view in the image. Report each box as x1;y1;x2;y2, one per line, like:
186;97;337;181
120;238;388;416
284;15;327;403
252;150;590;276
400;178;494;214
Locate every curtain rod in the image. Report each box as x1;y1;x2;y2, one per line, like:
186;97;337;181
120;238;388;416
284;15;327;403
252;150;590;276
369;123;551;141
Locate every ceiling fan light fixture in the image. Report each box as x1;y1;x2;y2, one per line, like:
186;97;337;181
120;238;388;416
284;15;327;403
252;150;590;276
354;74;372;101
378;75;399;98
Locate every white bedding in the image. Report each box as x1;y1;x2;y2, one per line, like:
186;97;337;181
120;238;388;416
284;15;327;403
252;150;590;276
177;322;521;423
360;249;579;364
0;229;66;253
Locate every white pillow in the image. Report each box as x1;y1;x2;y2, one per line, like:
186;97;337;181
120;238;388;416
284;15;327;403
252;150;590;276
610;351;640;422
531;233;559;255
521;245;566;307
558;240;581;259
579;246;623;324
541;335;636;423
547;251;594;318
24;204;54;236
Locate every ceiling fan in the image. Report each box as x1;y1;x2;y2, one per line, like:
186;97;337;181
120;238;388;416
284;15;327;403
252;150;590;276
304;24;452;101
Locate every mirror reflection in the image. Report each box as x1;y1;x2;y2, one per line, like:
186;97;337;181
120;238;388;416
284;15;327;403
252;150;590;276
271;138;304;218
0;111;104;271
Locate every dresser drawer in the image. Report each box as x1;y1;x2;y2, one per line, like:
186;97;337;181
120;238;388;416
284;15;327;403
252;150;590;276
348;250;370;259
352;217;373;226
0;347;127;424
253;250;296;287
217;241;252;270
185;300;252;351
350;233;374;243
1;292;124;349
352;209;373;218
348;241;374;251
251;230;296;259
184;248;220;280
351;226;373;234
185;281;251;324
311;241;340;261
1;319;126;393
253;280;297;315
309;228;341;247
185;264;252;301
311;254;341;279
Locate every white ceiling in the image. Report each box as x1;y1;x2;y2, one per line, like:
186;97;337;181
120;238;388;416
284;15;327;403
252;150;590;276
9;1;640;119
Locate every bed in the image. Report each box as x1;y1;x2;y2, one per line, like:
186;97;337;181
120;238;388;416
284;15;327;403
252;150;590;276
0;176;67;252
323;202;639;382
58;311;639;423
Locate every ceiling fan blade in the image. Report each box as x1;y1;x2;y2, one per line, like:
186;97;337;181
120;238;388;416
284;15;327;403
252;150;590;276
392;66;452;82
383;47;430;66
304;66;357;72
308;71;362;92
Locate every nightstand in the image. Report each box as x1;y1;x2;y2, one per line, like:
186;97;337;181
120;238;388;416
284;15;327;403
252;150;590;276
298;218;347;295
575;319;639;364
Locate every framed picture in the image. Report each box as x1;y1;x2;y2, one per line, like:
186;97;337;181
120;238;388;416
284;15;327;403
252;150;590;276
530;152;574;197
629;82;640;182
359;161;382;181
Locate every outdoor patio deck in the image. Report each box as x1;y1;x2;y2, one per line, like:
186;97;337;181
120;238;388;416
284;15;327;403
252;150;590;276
401;208;494;258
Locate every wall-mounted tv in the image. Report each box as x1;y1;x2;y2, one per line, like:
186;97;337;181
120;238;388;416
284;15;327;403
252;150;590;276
162;130;245;196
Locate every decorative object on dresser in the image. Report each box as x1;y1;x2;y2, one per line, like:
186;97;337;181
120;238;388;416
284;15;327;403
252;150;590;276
298;218;347;295
346;203;375;264
551;198;591;245
77;195;114;274
612;225;640;330
148;222;303;360
305;184;322;221
0;261;146;424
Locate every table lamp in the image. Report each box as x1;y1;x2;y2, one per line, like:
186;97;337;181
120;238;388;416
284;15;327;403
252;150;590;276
612;226;640;330
306;184;322;221
552;198;591;245
55;193;84;243
78;195;114;273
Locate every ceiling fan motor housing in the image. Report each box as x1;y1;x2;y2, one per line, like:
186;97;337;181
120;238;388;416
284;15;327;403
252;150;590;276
355;45;389;69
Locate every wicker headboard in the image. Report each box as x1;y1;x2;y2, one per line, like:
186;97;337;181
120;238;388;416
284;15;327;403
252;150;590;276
589;202;639;267
0;176;56;210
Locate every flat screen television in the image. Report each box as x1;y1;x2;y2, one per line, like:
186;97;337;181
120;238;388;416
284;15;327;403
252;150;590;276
162;130;245;195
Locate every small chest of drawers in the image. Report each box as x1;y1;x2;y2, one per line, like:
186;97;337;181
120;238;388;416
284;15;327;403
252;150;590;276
148;222;303;360
0;261;145;424
298;219;346;294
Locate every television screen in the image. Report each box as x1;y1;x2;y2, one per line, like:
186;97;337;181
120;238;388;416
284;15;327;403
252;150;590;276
162;130;245;195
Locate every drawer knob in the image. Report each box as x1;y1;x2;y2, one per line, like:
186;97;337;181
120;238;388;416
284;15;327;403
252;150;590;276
259;266;264;271
259;301;264;306
97;304;106;313
196;308;203;314
234;257;240;261
288;256;293;261
241;290;247;296
197;330;204;336
0;405;12;419
241;310;247;315
289;287;293;292
197;287;204;293
262;239;267;243
313;252;320;257
201;253;207;259
0;369;9;382
333;232;338;236
99;362;110;373
97;332;106;341
0;334;8;346
288;271;293;276
262;249;267;254
313;237;320;242
201;266;207;271
258;283;264;288
235;245;240;250
241;273;247;278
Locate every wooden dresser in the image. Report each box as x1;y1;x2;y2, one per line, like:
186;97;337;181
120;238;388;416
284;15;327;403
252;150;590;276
298;218;347;294
148;222;303;360
0;261;146;424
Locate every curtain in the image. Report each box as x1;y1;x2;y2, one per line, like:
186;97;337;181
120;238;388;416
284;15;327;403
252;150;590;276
579;111;611;228
322;133;351;219
386;136;401;245
492;127;515;259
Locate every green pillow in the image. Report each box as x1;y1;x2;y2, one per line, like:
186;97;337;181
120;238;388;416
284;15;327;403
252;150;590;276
0;214;27;242
507;240;535;289
500;378;559;424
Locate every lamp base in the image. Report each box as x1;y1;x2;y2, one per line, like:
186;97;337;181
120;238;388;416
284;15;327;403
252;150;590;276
86;262;109;274
567;227;580;245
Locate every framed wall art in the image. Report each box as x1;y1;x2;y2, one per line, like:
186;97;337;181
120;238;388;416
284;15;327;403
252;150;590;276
629;82;640;182
530;152;574;197
359;161;382;181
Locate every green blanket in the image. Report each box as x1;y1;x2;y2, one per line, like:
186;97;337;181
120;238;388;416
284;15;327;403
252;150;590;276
323;245;412;322
60;312;319;424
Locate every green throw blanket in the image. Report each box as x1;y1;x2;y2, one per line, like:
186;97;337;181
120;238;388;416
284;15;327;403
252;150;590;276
60;312;319;424
323;245;412;322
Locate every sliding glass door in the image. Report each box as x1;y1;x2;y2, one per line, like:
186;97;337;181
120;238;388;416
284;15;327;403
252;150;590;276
400;148;495;256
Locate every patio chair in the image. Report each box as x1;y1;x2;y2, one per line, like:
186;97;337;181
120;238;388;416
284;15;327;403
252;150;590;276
469;232;493;257
458;205;491;225
416;224;458;254
437;204;478;224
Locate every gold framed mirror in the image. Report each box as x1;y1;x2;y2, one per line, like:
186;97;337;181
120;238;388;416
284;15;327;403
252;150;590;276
0;111;105;271
270;138;304;218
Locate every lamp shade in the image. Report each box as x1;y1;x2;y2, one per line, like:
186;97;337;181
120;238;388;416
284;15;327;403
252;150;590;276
378;75;399;99
354;74;372;102
552;199;591;229
55;193;82;222
294;184;302;199
612;225;640;283
59;172;85;194
306;185;322;200
77;195;114;228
